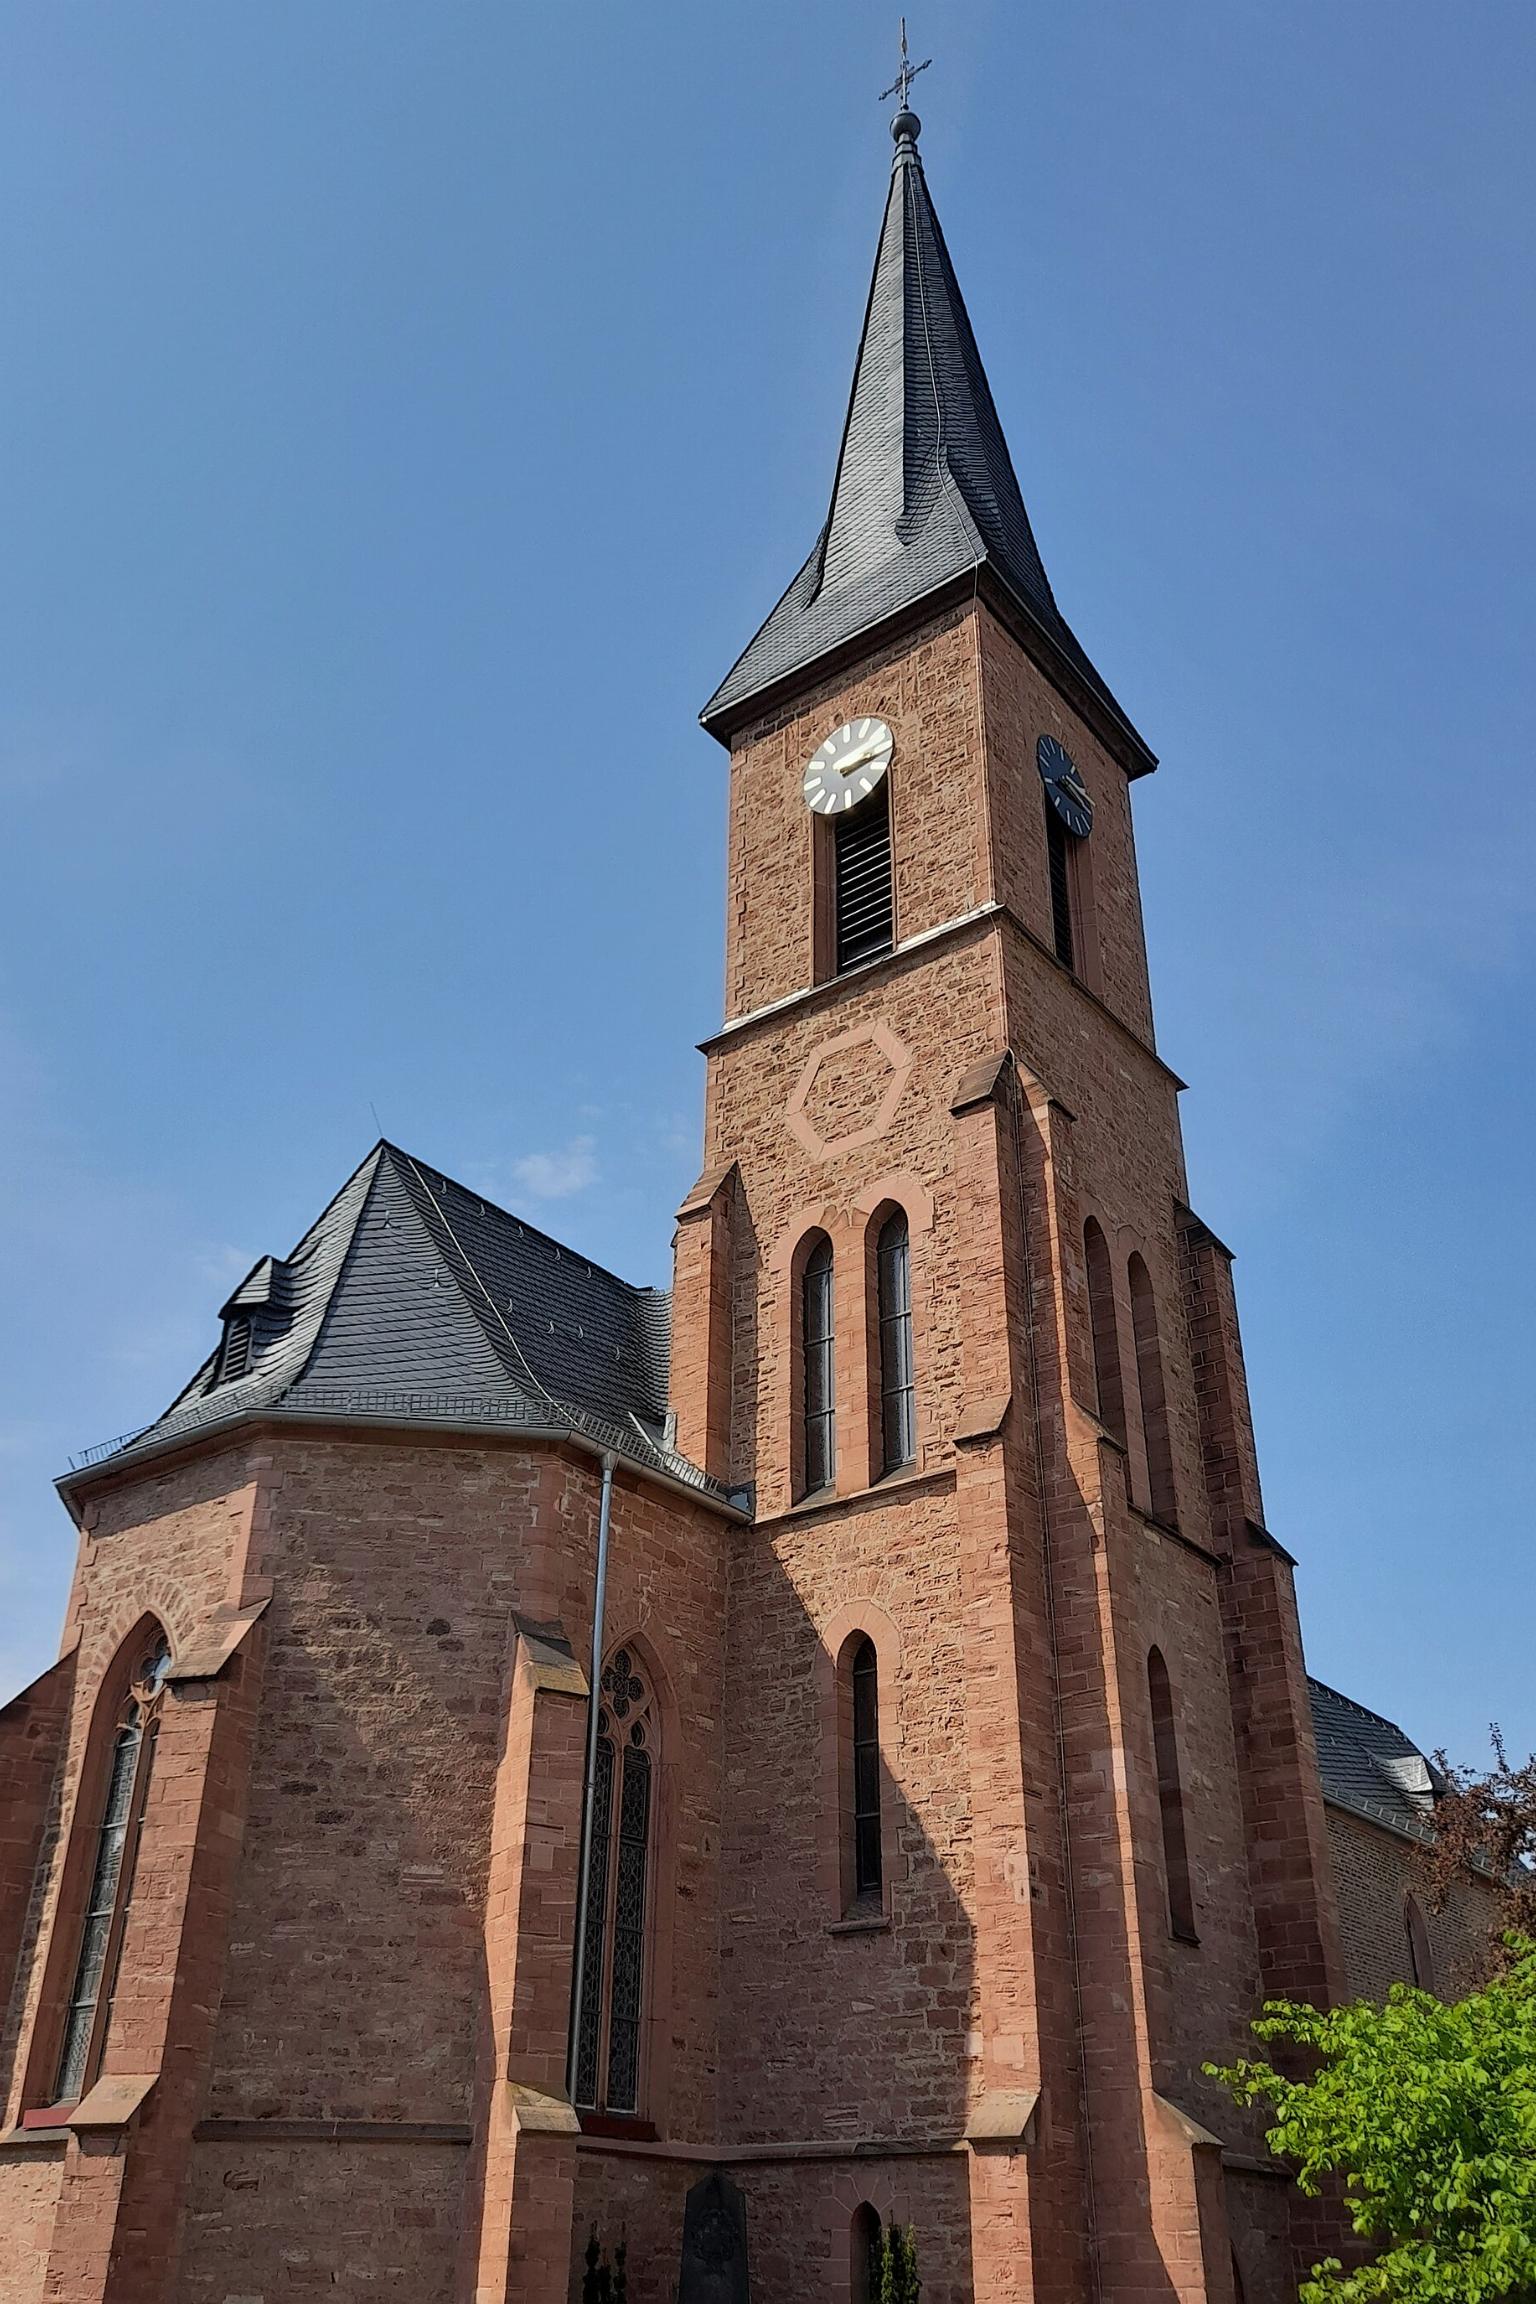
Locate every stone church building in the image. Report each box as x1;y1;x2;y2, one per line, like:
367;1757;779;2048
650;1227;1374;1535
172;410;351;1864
0;102;1484;2304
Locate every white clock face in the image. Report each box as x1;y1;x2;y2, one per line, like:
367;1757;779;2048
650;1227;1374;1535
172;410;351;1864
802;717;894;815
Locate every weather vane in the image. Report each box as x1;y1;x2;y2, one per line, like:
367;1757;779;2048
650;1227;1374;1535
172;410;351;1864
880;17;931;112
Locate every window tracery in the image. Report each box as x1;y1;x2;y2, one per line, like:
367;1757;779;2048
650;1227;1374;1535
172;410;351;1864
574;1646;656;2115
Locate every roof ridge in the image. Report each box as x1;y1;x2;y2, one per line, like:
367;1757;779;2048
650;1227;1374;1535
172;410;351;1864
374;1138;657;1301
1308;1674;1420;1745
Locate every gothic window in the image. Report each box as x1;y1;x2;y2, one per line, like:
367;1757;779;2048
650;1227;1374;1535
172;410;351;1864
849;1636;882;1905
1084;1218;1127;1447
834;785;894;972
876;1211;916;1474
1405;1894;1437;1992
1148;1647;1197;1943
574;1647;656;2115
801;1232;836;1497
1128;1254;1177;1524
54;1630;172;2105
851;2203;882;2304
1045;792;1077;969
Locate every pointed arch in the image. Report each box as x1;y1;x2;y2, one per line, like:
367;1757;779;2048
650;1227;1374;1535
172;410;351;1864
1128;1253;1177;1523
851;2202;882;2304
1084;1217;1127;1446
1148;1646;1197;1943
1405;1893;1436;1992
45;1616;173;2107
573;1637;664;2117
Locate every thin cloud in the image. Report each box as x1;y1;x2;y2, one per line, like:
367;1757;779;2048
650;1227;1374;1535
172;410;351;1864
507;1136;598;1201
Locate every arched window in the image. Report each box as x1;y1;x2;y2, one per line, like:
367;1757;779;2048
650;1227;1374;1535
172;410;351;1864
1083;1218;1127;1447
834;784;894;973
801;1232;836;1497
851;2203;882;2304
574;1647;657;2115
876;1211;915;1474
1148;1647;1197;1943
55;1628;172;2104
848;1636;882;1908
1128;1254;1176;1524
1405;1894;1436;1992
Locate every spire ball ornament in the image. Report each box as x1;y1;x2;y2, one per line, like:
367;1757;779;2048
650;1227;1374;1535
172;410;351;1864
892;108;921;146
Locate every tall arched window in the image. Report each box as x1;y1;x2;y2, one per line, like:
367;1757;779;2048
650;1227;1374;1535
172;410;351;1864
1045;791;1078;970
1128;1254;1176;1524
1148;1647;1196;1943
801;1232;836;1497
55;1628;172;2104
851;2203;882;2304
574;1647;657;2115
876;1211;915;1474
848;1636;883;1908
1084;1218;1127;1447
1405;1894;1437;1992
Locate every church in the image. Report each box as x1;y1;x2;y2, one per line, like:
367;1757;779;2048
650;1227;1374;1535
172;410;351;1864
0;92;1483;2304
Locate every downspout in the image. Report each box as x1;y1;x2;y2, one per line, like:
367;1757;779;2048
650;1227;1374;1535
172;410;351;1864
566;1449;616;2107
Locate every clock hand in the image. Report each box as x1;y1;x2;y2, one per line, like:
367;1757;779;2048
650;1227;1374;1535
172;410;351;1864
836;735;889;774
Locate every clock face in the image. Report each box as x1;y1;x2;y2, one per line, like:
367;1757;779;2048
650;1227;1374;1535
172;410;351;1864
802;717;894;815
1036;734;1093;838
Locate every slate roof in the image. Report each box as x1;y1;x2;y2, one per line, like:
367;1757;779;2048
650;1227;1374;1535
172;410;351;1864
67;1142;726;1506
1308;1676;1449;1841
701;110;1153;772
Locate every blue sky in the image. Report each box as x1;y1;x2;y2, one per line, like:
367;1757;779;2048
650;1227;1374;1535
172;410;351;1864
2;3;1532;1764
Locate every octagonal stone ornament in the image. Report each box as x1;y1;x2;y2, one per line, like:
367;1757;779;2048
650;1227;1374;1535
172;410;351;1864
785;1019;914;1161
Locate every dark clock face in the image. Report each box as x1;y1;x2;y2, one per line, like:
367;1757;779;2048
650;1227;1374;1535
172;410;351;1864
1037;734;1093;838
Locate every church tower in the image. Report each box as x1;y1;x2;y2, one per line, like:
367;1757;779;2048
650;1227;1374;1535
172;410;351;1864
667;99;1343;2303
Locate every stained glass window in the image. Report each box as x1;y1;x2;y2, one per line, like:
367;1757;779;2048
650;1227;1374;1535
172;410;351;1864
55;1632;171;2105
573;1647;656;2116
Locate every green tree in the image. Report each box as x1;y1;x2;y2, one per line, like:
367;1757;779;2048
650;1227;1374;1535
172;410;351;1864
1208;1938;1536;2304
876;2217;921;2304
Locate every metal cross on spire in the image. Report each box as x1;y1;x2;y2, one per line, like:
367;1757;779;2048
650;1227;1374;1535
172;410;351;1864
880;17;931;112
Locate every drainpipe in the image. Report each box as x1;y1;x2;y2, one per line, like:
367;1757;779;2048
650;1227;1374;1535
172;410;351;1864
566;1449;616;2107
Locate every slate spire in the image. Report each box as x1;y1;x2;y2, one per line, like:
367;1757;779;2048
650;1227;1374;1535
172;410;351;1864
702;107;1151;771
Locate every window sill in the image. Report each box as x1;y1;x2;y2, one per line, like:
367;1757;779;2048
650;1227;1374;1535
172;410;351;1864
1169;1926;1201;1949
758;1463;954;1531
578;2111;657;2142
827;1910;891;1936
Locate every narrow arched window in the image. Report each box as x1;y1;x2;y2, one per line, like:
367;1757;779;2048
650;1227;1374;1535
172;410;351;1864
850;1637;882;1906
834;785;894;972
573;1647;657;2115
877;1211;915;1474
1128;1254;1176;1524
55;1629;172;2104
1084;1218;1126;1447
1405;1894;1436;1992
1148;1647;1196;1942
801;1233;836;1497
851;2203;882;2304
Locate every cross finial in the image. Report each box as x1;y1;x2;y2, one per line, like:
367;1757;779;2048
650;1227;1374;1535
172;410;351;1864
880;18;931;114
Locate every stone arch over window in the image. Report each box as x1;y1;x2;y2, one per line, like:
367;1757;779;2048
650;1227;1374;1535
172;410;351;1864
1148;1645;1197;1943
573;1641;660;2117
795;1228;837;1499
822;2166;900;2301
867;1202;915;1476
44;1617;173;2108
1084;1216;1127;1446
1127;1252;1177;1523
1405;1893;1436;1991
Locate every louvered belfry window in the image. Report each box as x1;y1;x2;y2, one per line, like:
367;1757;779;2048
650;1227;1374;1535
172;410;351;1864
834;786;894;972
1045;795;1076;970
801;1234;836;1496
573;1648;655;2116
55;1633;172;2104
